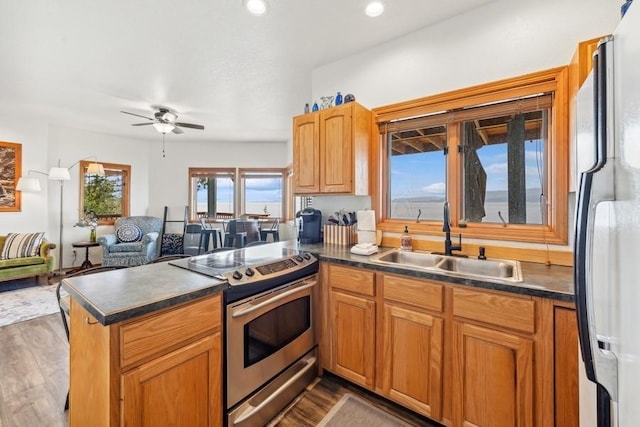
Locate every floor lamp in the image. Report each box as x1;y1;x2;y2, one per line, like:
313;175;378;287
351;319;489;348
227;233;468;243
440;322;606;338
17;159;105;275
49;159;105;274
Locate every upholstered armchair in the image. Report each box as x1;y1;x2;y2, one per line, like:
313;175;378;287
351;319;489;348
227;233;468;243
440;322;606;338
97;216;163;267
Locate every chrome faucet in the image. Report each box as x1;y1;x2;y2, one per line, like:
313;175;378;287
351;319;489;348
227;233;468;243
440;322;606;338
443;201;462;256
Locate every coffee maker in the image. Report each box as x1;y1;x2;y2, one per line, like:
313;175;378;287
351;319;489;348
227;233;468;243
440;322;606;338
296;208;322;244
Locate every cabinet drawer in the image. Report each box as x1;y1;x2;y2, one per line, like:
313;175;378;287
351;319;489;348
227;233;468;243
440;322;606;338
383;274;443;312
120;293;221;368
452;287;535;334
329;264;375;296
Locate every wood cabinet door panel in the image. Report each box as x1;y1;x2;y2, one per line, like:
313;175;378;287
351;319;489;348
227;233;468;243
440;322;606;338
382;303;443;419
330;290;375;388
452;287;535;334
122;333;222;427
320;106;353;192
453;322;533;427
293;114;320;193
120;294;220;369
383;274;443;312
329;264;375;296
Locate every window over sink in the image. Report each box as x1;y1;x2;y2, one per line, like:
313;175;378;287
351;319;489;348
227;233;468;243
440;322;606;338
373;67;569;244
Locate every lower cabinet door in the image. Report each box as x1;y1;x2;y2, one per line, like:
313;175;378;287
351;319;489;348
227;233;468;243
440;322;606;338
330;290;376;388
122;333;222;427
452;322;533;427
381;303;443;420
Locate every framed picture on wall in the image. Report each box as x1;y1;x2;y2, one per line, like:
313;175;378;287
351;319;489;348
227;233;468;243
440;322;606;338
0;141;22;212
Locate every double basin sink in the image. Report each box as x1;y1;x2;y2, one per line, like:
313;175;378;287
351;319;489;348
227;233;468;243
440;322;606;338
369;248;522;282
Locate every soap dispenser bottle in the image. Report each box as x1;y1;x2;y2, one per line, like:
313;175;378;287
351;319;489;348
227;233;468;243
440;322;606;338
400;226;412;251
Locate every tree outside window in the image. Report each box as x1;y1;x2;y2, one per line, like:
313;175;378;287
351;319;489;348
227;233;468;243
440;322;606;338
79;161;130;224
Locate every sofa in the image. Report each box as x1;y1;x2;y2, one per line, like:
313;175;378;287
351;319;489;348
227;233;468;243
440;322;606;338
0;233;56;284
97;216;163;267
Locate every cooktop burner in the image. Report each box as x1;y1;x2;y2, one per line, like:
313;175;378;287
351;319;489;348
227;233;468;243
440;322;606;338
169;245;318;302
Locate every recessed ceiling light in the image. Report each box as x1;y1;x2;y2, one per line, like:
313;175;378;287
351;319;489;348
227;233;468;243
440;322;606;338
245;0;269;16
365;1;385;17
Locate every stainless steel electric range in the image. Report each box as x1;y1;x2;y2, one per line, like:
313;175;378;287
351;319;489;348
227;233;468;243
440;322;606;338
170;245;319;427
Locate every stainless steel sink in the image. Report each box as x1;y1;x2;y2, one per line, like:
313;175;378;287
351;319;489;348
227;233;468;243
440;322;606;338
369;249;444;269
369;248;522;282
436;256;522;281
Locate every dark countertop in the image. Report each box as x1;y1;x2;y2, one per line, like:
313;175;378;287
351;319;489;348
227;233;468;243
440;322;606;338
299;243;575;302
62;241;574;327
61;261;227;326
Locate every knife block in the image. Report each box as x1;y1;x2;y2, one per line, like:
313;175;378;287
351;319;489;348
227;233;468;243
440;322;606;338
323;224;357;245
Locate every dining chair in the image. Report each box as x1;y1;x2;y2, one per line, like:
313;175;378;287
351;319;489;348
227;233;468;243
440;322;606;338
56;265;129;411
259;217;280;242
223;220;247;248
199;217;223;253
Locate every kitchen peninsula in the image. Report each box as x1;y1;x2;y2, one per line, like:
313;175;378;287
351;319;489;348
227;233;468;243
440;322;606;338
62;242;575;426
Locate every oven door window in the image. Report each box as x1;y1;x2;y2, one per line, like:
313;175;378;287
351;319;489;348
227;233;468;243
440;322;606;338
244;296;311;367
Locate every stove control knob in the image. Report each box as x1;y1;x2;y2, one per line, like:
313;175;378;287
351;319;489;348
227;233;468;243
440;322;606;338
303;252;311;260
245;267;255;277
232;270;243;280
295;255;304;262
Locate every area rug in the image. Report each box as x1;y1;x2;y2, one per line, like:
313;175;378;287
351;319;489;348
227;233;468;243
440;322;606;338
0;283;60;327
318;393;413;427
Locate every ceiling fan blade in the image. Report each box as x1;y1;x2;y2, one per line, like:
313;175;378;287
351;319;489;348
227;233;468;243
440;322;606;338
175;122;205;130
131;122;154;126
121;110;154;121
171;126;184;134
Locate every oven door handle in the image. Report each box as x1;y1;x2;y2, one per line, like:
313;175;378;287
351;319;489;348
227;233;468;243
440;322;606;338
231;355;317;425
231;280;316;318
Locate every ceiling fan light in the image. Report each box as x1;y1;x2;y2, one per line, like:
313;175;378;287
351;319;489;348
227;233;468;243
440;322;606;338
153;122;176;134
161;111;177;122
365;1;385;17
245;0;268;16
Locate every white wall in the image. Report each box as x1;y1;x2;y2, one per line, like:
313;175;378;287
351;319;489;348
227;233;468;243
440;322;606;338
146;139;289;231
311;0;621;249
313;0;620;107
0;113;51;235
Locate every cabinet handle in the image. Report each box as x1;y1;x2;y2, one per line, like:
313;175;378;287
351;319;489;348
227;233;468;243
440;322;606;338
85;317;98;325
231;280;316;319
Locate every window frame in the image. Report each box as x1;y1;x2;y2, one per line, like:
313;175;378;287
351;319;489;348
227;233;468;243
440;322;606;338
371;67;569;245
78;160;131;225
188;167;288;221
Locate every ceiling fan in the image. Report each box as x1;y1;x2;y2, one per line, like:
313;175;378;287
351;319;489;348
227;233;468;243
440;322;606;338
120;107;205;134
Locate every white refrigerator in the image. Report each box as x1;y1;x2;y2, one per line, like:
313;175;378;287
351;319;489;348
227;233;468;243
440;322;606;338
574;2;640;426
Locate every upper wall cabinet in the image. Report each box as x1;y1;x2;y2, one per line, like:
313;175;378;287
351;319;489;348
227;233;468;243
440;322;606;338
293;102;372;195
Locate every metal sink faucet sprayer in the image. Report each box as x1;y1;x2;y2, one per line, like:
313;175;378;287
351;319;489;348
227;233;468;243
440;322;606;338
443;201;463;256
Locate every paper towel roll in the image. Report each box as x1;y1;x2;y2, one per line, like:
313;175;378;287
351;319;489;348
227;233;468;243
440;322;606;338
356;210;376;231
357;230;377;245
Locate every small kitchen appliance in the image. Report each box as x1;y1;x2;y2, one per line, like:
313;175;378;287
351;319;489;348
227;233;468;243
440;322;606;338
296;208;322;244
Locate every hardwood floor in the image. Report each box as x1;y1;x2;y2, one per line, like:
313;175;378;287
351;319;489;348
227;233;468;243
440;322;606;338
0;314;440;427
273;372;441;426
0;314;69;427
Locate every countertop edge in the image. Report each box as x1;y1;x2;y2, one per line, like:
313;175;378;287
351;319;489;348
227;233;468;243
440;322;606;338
63;282;227;326
300;244;575;303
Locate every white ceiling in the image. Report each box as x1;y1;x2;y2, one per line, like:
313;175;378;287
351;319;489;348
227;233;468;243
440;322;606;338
0;0;495;143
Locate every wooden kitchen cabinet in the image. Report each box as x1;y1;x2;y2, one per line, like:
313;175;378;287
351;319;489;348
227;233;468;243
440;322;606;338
321;261;578;427
451;287;536;427
293;102;372;195
327;264;376;388
69;293;223;427
380;274;444;420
